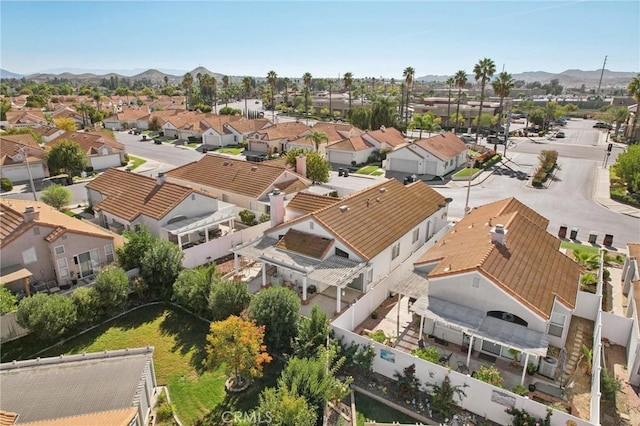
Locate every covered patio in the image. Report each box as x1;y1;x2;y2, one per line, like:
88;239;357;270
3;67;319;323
164;206;235;250
232;235;369;313
0;265;33;298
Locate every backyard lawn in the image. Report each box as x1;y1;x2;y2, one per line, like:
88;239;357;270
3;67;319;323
4;305;226;426
214;147;244;155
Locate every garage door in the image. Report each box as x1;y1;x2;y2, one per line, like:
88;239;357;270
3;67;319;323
389;158;420;174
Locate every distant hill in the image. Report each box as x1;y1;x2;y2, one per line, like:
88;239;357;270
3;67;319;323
0;69;24;79
417;69;638;88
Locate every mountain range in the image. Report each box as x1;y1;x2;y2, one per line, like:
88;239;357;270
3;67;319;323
1;67;637;88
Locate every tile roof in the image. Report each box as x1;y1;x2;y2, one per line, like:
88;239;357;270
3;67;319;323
252;122;309;140
0;136;45;165
290;122;364;145
414;197;581;318
413;132;467;160
33;126;63;137
0;411;17;426
286;192;340;214
48;131;124;154
276;178;309;195
270;179;445;260
166;154;309;199
224;118;271;134
201;115;242;134
364;126;406;147
87;168;206;221
326;135;373;152
276;229;334;259
111;108;151;122
628;242;640;262
18;408;138;426
0;199;121;249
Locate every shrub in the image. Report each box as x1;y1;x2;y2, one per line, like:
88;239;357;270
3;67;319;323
370;330;386;343
0;287;18;315
84;166;94;173
601;369;622;401
239;209;257;226
512;385;527;395
0;178;13;192
474;365;504;388
411;346;440;364
17;293;77;342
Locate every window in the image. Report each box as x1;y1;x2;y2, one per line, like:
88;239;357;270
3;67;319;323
391;243;400;260
33;227;40;236
105;244;114;263
335;248;349;259
22;247;37;265
54;245;65;255
57;258;69;279
481;340;502;356
472;277;480;288
549;312;566;338
412;228;420;243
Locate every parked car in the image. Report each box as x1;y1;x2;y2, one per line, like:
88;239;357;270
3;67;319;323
487;135;504;144
555;131;565;138
460;134;475;143
593;122;612;130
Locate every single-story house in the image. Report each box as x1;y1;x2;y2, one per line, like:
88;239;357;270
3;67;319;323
386;132;468;177
325;135;375;166
247;121;309;154
47;131;127;171
103;108;154;130
4;110;48;129
0;134;49;182
288;122;365;157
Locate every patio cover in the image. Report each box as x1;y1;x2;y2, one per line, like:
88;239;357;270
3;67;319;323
163;208;235;235
0;265;32;284
410;295;549;356
389;271;430;299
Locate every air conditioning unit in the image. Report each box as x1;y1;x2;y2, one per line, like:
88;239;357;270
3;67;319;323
539;356;558;379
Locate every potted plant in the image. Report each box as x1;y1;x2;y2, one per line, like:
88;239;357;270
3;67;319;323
508;348;520;367
527;362;538;375
371;310;378;319
582;344;593;375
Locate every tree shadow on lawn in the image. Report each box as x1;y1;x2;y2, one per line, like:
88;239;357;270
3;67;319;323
158;308;211;374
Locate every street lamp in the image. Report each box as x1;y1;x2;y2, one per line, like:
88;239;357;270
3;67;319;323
463;154;474;215
18;146;38;202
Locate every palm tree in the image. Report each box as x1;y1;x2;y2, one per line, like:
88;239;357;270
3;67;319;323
446;77;454;129
164;75;169;87
403;67;415;124
409;112;441;139
453;70;468;134
182;72;193;110
303;72;312;124
283;77;291;106
627;74;640;140
222;75;230;107
472;58;496;143
519;99;536;135
608;106;629;136
267;70;278;121
242;77;252;118
343;72;353;110
327;79;333;118
492;71;515;150
305;130;329;154
210;76;218;114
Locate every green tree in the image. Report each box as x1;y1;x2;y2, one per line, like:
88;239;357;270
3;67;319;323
17;293;77;341
506;407;552;426
0;287;18;315
402;66;415;124
284;147;307;168
473;57;496;142
453;70;468;134
409;112;441;139
208;277;251;321
248;286;300;353
40;184;72;210
627;74;640;140
93;265;129;315
608;106;629;135
46;139;88;177
53;117;77;131
70;286;99;325
347;106;372;130
116;225;156;271
172;266;214;317
305;151;331;184
0;98;11;121
182;72;193;109
492;71;515;148
293;304;329;358
140;239;184;300
343;72;353;110
370;96;397;130
614;144;640;194
267;70;278;121
424;374;467;420
304;130;328;153
242;76;252;118
302;72;312;122
256;386;317;426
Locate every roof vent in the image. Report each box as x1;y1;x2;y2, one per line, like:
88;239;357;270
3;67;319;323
24;206;35;214
251;166;258;171
223;161;231;166
379;187;386;193
339;205;349;213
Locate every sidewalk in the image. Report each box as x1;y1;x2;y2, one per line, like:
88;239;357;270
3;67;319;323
593;165;640;219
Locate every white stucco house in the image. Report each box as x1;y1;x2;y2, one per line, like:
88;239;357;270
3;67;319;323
386;132;468;177
47;131;127;171
0;134;49;182
622;242;640;385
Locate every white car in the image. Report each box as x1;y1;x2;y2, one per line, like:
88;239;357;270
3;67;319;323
460;134;475;143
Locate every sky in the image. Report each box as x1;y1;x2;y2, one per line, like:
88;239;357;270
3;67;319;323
1;0;638;79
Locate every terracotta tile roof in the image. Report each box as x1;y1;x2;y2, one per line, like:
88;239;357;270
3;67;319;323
166;154;309;198
0;136;45;165
225;118;271;134
276;179;309;195
270;179;445;260
290;122;364;145
0;198;122;249
276;228;334;259
628;242;640;261
0;411;17;426
326;135;373;152
201;115;242;133
261;156;291;169
253;122;309;140
364;126;406;147
5;110;47;126
48;131;124;154
18;408;138;426
1;134;41;149
34;126;63;137
286;192;339;214
413;132;467;160
110;108;150;122
415;198;581;318
163;111;210;131
87;168;206;221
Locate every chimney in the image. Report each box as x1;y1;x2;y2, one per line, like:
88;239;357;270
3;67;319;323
156;172;166;186
490;224;507;245
24;206;40;222
296;154;307;178
269;189;285;227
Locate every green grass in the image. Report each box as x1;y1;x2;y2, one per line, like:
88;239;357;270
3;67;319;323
453;167;481;178
371;170;385;176
3;305;226;426
560;241;600;255
356;165;380;175
215;147;244;155
355;392;419;426
187;143;200;148
63;210;77;217
128;155;147;170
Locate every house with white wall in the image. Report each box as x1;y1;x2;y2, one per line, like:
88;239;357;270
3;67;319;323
47;131;127;171
247;121;309;154
361;126;407;151
325;135;376;166
232;179;449;312
103;108;152;130
410;197;582;376
386;132;468;177
622;242;640;385
0;134;49;182
86;168;234;250
289;122;364;158
223;118;271;146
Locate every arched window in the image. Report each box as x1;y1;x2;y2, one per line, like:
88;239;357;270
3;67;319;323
487;310;528;327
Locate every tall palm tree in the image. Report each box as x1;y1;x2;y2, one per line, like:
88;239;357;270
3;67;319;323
409;112;441;139
627;74;640;140
242;77;252;118
343;72;353;110
182;72;193;110
210;76;218;114
267;70;278;121
492;71;515;149
304;130;329;154
473;58;496;143
446;77;454;129
453;70;468;134
327;79;333;118
222;75;230;107
303;72;312;123
164;75;169;87
609;106;629;136
519;99;536;135
403;67;415;124
283;77;291;106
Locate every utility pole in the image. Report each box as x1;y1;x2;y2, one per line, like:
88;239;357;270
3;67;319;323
596;56;607;97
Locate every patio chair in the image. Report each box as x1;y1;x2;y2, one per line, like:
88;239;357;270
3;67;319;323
439;352;453;366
